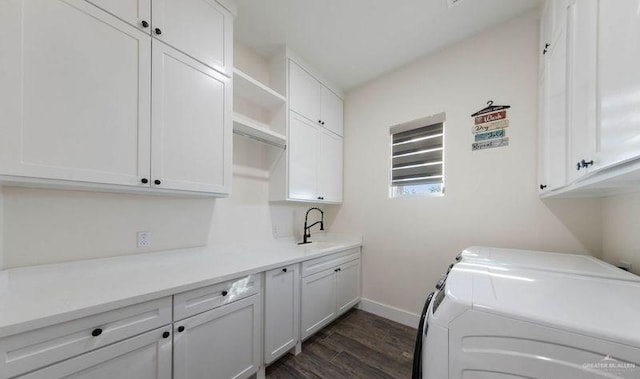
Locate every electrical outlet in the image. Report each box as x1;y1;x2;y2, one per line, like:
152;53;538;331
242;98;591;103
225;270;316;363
137;231;151;248
619;260;632;272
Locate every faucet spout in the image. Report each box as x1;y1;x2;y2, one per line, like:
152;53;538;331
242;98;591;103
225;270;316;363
298;207;324;245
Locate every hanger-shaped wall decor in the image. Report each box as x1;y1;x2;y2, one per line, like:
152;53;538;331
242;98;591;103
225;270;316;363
470;100;511;117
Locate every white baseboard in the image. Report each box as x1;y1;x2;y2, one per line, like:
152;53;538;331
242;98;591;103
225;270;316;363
357;297;420;328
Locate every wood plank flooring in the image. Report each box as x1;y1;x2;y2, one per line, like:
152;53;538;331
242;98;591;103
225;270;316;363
266;309;417;378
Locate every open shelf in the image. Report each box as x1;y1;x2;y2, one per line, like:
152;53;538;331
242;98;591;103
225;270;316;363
233;113;286;149
233;68;286;110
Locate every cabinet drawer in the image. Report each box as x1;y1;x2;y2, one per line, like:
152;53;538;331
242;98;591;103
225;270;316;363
0;296;172;378
173;274;261;321
302;248;361;277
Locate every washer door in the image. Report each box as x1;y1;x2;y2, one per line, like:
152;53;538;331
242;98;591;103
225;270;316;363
412;292;434;379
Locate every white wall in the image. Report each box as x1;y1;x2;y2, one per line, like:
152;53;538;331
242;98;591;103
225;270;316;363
0;186;3;269
602;193;640;274
332;11;603;316
0;43;325;268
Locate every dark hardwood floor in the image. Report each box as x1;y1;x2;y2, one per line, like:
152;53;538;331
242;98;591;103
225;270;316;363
266;309;417;378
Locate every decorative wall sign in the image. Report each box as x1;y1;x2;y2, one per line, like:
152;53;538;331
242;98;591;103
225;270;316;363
470;100;511;151
472;137;510;151
474;129;505;142
472;119;509;134
474;110;506;125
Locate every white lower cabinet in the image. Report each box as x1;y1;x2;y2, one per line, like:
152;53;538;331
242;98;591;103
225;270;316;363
300;250;361;340
301;267;337;340
16;326;173;379
0;250;363;378
264;264;300;364
336;259;361;315
173;295;261;379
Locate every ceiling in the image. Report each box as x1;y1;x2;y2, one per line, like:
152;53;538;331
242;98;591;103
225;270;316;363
234;0;542;92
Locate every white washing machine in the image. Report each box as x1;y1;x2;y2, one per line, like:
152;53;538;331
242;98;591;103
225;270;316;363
413;249;640;378
457;246;639;281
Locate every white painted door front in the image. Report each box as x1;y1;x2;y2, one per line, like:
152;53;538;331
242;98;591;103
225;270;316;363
0;0;151;187
151;40;232;194
173;296;261;379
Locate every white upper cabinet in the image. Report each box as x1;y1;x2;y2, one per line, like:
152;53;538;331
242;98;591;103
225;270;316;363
86;0;151;31
289;60;344;137
539;0;640;196
152;0;233;76
0;0;232;196
0;0;151;187
288;113;343;203
288;113;319;201
273;54;344;203
566;0;597;182
597;0;640;171
86;0;233;76
541;0;568;191
320;86;344;137
151;40;232;194
318;130;343;203
289;61;322;124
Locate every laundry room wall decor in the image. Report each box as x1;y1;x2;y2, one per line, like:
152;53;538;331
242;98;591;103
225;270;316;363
471;101;511;151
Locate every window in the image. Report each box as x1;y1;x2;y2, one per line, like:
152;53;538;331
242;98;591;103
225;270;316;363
389;113;445;197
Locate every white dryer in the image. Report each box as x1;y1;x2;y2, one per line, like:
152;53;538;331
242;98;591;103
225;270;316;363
419;262;640;378
456;246;639;281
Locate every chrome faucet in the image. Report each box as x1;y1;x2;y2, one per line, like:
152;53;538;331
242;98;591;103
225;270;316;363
298;207;324;245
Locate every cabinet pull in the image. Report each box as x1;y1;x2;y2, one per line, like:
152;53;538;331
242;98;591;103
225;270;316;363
318;120;322;124
321;121;325;125
539;184;547;190
282;268;287;273
91;328;103;337
221;290;228;296
177;326;185;333
576;159;594;171
155;28;162;35
542;43;550;55
154;179;162;185
141;178;149;184
334;268;341;272
162;331;170;339
141;20;149;28
317;196;324;200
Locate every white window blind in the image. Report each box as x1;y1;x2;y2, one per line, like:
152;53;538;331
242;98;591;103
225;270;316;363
390;113;445;195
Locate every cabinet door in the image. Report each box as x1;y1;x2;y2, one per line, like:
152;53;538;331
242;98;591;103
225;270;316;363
85;0;151;31
318;130;343;203
288;113;319;201
538;1;552;193
17;326;172;379
301;268;336;340
173;295;261;379
264;264;300;364
597;0;640;170
336;259;361;316
0;0;151;187
152;0;232;76
545;1;569;190
320;86;344;136
567;0;597;181
151;40;232;194
289;61;322;124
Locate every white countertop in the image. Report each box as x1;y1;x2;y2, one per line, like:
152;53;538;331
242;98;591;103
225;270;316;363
0;234;362;338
